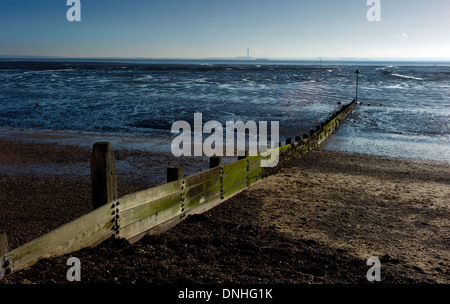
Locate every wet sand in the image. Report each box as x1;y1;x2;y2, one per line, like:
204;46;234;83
1;138;449;284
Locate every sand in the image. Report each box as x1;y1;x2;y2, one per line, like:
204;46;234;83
0;137;449;284
254;150;450;283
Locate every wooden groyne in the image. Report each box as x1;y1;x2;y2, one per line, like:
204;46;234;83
0;100;356;278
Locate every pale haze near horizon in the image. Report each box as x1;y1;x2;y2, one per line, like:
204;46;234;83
0;0;449;60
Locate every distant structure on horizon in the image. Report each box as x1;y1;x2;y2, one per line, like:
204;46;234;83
235;47;269;61
235;48;252;60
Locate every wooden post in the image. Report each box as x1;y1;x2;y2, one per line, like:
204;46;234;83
238;150;249;160
91;142;118;210
210;156;222;168
285;138;292;145
0;232;8;278
167;167;183;183
0;233;7;256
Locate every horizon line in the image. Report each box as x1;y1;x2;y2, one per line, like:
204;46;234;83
1;55;450;62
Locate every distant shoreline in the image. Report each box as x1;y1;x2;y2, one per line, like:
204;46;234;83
2;56;450;66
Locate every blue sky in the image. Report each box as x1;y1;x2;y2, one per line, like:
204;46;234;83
1;0;449;59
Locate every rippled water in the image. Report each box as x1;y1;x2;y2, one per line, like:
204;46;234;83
0;59;449;162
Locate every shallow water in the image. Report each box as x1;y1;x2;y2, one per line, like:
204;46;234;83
1;59;449;162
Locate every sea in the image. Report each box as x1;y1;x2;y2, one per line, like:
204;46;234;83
0;58;449;163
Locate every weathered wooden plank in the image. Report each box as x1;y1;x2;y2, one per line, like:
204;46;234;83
117;179;182;213
182;166;222;208
118;203;183;240
3;203;113;273
124;194;226;244
114;167;221;243
43;219;113;258
185;183;221;209
6;221;113;273
185;180;221;208
184;167;221;190
222;157;248;173
119;171;221;242
118;191;181;228
247;155;263;185
222;176;247;197
222;159;248;197
247;153;261;165
247;154;262;169
185;177;220;198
